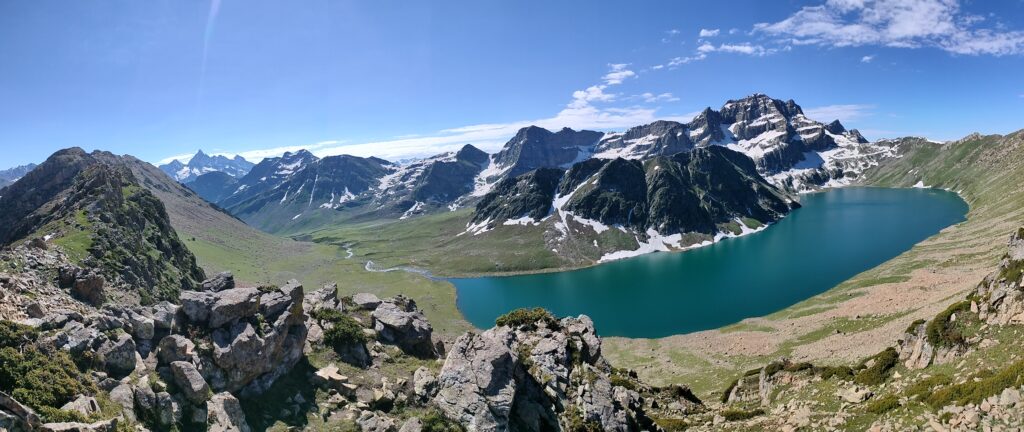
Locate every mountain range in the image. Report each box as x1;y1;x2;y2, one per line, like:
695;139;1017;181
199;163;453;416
158;149;255;183
164;95;891;259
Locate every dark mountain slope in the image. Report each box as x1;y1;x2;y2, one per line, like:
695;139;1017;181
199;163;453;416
472;146;796;237
186;171;239;203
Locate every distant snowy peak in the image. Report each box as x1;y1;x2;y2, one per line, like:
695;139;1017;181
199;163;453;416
158;149;255;183
0;163;38;188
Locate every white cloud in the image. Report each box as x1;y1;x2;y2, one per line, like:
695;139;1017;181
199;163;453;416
754;0;1024;56
602;64;636;85
692;42;772;57
699;28;720;37
861;54;875;62
640;92;681;103
803;104;875;121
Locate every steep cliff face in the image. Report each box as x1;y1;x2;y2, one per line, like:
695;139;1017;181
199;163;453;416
0;148;205;304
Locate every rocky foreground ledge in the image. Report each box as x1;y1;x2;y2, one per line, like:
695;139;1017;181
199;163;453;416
0;239;703;431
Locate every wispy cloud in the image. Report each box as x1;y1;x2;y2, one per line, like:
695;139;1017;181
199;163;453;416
639;92;680;103
754;0;1024;56
602;63;636;85
860;55;875;63
804;104;875;122
699;28;720;38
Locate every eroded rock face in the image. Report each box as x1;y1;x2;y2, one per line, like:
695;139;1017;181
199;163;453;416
433;315;658;432
897;321;936;370
171;361;210;404
97;333;137;378
371;297;437;358
977;229;1024;325
187;280;308;396
206;392;250;432
201;271;235;292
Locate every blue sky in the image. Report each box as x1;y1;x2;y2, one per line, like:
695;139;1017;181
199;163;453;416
2;0;1024;168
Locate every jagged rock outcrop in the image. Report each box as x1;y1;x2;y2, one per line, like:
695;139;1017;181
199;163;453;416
206;392;251;432
896;320;936;370
184;280;308;396
433;314;665;432
976;227;1024;325
371;296;438;358
0;391;41;432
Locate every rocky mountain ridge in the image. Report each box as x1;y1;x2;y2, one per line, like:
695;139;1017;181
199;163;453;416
158;150;255;183
0;148;206;305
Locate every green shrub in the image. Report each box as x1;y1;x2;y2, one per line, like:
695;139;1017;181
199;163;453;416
35;406;90;423
321;314;368;351
855;348;899;386
721;408;765;421
905;319;926;334
0;320;38;348
999;255;1024;283
815;365;855;381
925;301;972;347
926;360;1024;408
865;394;901;414
763;361;784;377
421;409;467;432
905;374;952;401
784;362;814;373
610;375;639;391
0;346;95;411
653;417;690;431
495;308;558;329
721;378;740;403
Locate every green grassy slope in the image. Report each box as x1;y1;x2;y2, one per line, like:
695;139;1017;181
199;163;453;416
129;158;472;337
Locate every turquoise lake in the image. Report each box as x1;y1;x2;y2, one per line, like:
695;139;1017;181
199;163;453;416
452;187;969;338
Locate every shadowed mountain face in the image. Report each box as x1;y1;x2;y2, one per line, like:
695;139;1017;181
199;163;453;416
473;146;797;236
0;148;205;303
186;171;239;203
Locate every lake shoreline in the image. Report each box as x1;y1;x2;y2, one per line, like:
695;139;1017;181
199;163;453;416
452;187;969;338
